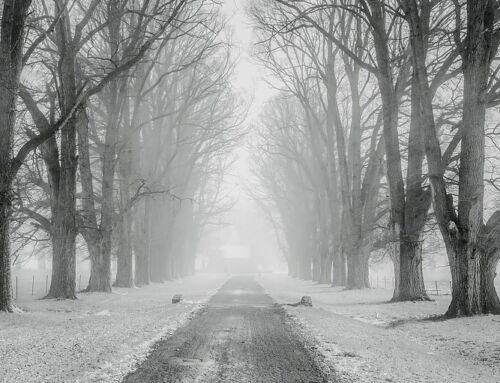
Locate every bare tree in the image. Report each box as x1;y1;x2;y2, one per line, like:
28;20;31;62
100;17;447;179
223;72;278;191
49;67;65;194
18;0;190;297
0;0;33;312
402;0;500;316
266;0;463;302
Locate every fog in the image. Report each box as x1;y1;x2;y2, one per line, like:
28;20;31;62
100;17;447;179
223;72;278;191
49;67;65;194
1;0;500;381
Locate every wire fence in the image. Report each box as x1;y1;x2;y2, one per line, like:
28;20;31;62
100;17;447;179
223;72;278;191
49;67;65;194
11;270;90;301
12;271;499;299
369;275;500;296
371;276;452;295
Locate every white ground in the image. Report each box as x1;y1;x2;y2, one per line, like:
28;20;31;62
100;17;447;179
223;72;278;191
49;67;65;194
3;272;499;382
259;273;500;383
0;274;227;383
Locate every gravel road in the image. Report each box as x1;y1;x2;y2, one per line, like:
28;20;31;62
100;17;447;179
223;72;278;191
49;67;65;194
122;276;329;383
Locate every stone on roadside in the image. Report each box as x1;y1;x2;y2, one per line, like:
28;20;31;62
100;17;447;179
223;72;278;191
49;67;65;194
300;296;312;307
172;294;183;304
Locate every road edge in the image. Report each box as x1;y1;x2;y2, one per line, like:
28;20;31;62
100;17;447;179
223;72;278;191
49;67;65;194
83;278;228;383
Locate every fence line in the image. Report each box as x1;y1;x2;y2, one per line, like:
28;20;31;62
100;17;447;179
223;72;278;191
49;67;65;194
12;272;499;300
369;276;500;296
11;271;90;301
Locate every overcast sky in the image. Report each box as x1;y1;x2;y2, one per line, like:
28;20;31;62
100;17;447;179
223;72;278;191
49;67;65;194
222;0;276;117
199;1;284;265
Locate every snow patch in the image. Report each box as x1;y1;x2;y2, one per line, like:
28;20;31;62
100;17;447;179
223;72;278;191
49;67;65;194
261;273;500;382
94;310;111;316
0;273;227;383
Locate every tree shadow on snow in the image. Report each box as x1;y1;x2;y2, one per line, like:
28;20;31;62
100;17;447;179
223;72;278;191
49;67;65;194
387;314;448;328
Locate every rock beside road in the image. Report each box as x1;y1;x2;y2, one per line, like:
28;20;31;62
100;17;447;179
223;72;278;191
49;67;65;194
300;296;313;306
287;296;313;307
172;294;183;304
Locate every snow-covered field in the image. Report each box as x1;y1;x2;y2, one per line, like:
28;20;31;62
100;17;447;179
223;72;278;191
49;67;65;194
0;274;227;383
260;273;500;383
3;272;498;383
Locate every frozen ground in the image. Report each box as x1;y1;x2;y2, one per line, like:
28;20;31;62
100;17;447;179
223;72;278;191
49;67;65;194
259;273;500;383
0;274;227;383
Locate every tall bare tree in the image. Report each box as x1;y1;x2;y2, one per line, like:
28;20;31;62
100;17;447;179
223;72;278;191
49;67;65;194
0;0;33;312
402;0;500;316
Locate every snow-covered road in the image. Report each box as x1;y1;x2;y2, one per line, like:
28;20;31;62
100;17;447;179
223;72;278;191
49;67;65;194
123;276;328;382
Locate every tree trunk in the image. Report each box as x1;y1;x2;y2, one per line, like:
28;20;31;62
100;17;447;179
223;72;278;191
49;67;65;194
445;1;500;316
150;201;168;282
134;199;150;286
446;68;485;315
114;107;134;287
481;249;500;313
86;104;116;292
48;160;77;299
320;254;332;284
390;230;401;300
86;241;111;292
397;233;428;301
149;197;173;282
298;252;311;280
394;71;430;301
114;210;133;287
0;192;13;312
0;82;14;311
446;243;482;316
368;6;408;300
331;247;346;287
346;244;370;289
0;0;32;312
312;256;321;282
150;243;167;283
76;107;105;293
46;1;80;299
47;108;78;299
86;1;124;293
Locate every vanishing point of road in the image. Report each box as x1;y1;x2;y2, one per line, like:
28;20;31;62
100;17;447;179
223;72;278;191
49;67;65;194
123;276;330;383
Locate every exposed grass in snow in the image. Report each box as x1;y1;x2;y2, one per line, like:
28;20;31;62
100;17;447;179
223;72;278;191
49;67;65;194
260;273;500;383
0;273;227;383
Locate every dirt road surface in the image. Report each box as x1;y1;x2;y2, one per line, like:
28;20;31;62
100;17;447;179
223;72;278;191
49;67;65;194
123;276;330;383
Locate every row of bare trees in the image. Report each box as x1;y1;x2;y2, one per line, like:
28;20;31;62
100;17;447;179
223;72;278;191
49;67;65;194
251;0;500;317
0;0;240;312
